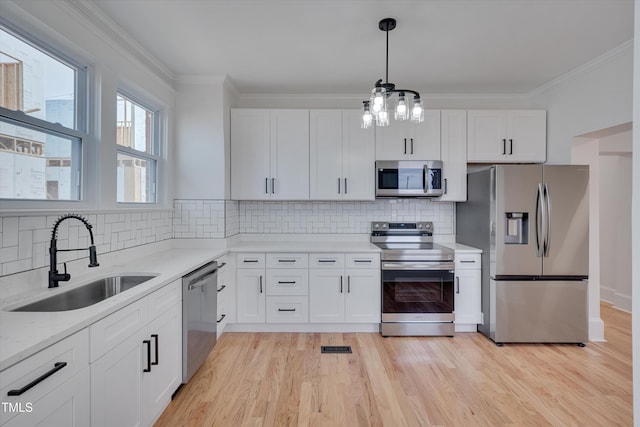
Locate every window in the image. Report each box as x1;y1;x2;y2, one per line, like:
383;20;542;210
0;24;86;201
116;92;159;203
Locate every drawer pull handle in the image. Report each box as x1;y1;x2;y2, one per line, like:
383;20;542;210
151;334;159;366
318;259;336;263
7;362;67;396
354;259;372;263
217;314;226;323
460;260;476;263
218;262;227;269
143;340;151;372
278;308;296;312
217;285;226;292
243;259;259;263
278;259;296;263
278;281;297;284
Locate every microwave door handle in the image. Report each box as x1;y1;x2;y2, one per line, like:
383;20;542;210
423;165;429;193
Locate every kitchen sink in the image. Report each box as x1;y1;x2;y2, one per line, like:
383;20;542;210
10;275;158;312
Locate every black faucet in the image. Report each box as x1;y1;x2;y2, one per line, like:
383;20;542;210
49;214;100;288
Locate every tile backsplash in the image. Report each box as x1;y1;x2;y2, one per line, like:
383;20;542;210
238;200;454;234
0;212;173;276
1;198;453;276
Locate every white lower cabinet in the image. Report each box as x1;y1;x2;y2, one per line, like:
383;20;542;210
309;253;380;323
0;330;90;427
90;279;182;427
236;251;380;326
216;253;236;336
236;256;266;323
454;253;482;332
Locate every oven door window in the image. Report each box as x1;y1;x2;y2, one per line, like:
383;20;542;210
382;269;453;313
378;168;424;190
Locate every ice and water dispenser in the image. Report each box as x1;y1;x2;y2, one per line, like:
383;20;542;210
505;212;528;244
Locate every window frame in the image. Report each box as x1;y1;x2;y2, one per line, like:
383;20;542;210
0;19;89;205
115;90;161;205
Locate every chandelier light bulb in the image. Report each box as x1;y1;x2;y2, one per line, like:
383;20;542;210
411;98;424;123
376;108;389;126
395;92;409;120
361;101;373;128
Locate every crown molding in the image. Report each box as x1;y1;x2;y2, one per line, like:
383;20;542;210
528;40;633;98
64;0;175;85
177;75;227;85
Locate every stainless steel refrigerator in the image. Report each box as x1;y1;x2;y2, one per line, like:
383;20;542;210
456;165;589;344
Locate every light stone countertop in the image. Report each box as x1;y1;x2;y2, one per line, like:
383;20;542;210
0;247;226;371
0;238;479;371
229;240;381;253
0;238;381;371
440;242;483;253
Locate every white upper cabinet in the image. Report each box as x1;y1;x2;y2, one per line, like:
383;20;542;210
310;109;375;200
375;110;441;160
467;110;546;163
437;110;467;202
231;109;310;200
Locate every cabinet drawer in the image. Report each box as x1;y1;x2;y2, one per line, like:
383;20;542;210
309;253;345;268
266;296;309;323
266;270;309;295
266;253;309;269
89;298;148;362
237;253;266;268
148;279;181;321
455;253;481;270
0;329;89;425
2;367;90;427
345;253;380;269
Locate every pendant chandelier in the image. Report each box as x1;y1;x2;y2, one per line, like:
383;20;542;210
362;18;424;129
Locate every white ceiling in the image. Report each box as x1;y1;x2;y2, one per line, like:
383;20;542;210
89;0;634;95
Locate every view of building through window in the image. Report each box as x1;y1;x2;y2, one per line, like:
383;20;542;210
116;93;157;203
0;27;82;200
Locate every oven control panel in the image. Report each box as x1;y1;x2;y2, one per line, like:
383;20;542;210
371;222;433;234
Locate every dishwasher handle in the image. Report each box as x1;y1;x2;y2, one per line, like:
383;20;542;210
184;261;219;291
187;270;218;291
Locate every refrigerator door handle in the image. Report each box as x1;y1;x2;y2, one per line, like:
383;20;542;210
543;183;551;257
535;183;544;257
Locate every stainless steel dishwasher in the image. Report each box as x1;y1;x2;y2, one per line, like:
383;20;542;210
182;260;219;383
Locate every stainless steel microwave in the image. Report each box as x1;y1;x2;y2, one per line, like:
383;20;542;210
375;160;444;198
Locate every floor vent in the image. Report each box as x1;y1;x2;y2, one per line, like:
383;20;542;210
321;346;352;354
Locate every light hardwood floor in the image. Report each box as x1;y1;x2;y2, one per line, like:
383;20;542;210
156;303;632;426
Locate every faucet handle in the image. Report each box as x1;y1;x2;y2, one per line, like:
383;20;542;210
89;245;100;267
59;263;71;282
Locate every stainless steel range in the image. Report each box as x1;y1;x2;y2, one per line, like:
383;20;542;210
371;221;455;337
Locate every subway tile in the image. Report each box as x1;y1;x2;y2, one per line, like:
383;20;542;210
2;218;19;247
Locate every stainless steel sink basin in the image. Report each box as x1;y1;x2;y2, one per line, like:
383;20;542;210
11;275;157;312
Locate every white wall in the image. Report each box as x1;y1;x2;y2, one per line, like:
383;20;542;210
175;77;238;199
598;131;632;312
530;43;633;164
